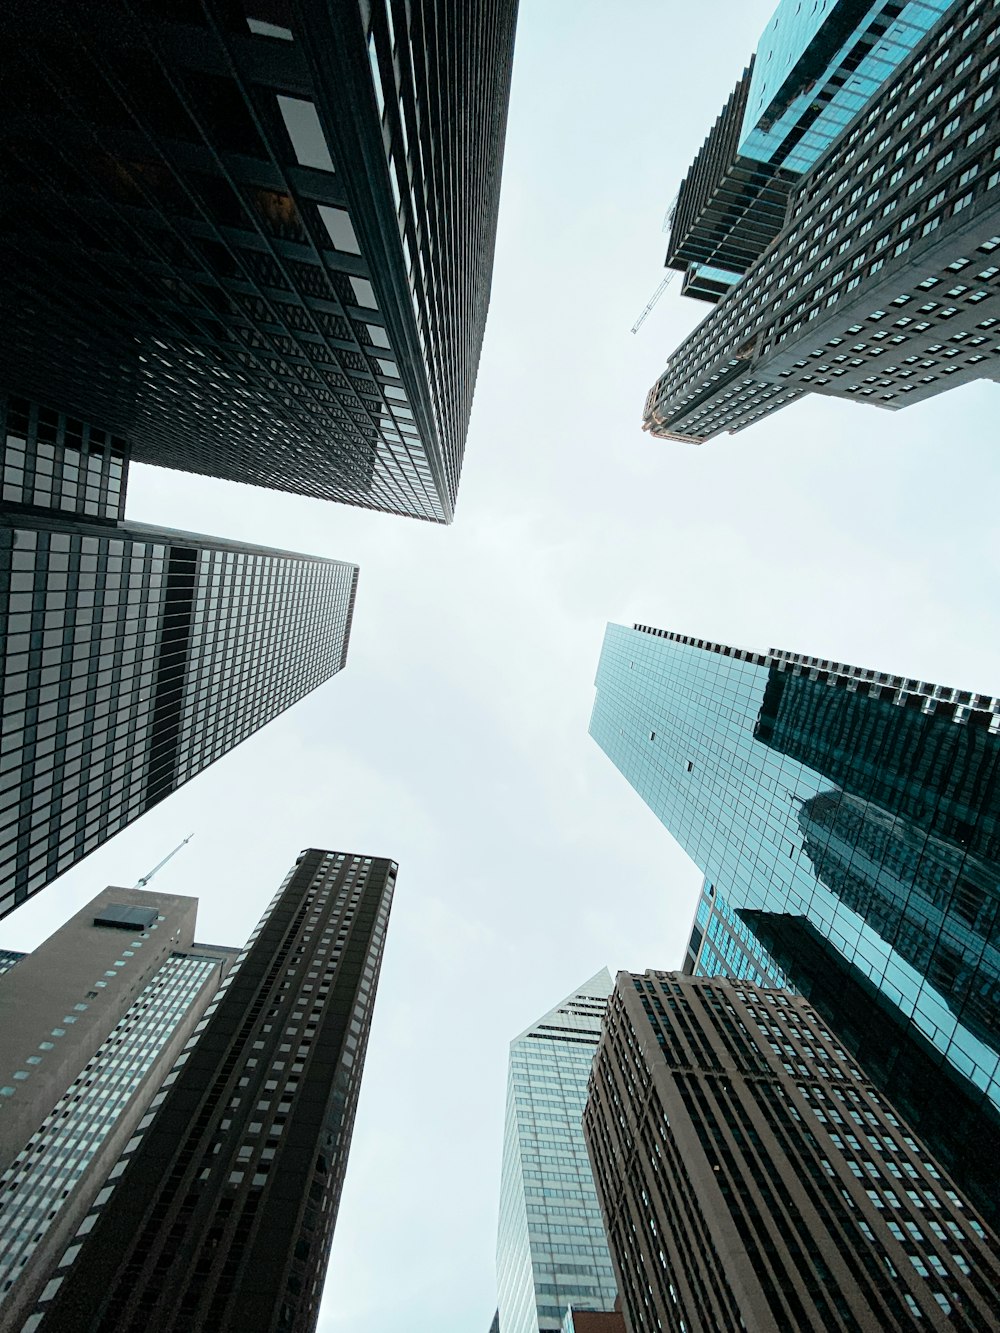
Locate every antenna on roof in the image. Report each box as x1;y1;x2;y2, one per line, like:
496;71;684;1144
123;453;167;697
630;270;677;334
630;192;681;334
135;833;195;889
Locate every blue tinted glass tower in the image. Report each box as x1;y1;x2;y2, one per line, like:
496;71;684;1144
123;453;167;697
589;622;1000;1223
496;970;618;1333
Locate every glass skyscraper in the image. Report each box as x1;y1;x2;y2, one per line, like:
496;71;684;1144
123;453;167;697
590;622;1000;1221
0;0;519;523
496;970;618;1333
1;485;358;917
682;878;788;987
738;0;954;176
666;0;956;304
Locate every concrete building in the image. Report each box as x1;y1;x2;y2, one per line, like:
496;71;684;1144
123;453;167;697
0;886;233;1326
645;0;1000;442
589;622;1000;1222
25;848;396;1333
584;971;1000;1332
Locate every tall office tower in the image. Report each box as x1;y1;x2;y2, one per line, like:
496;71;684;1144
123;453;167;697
25;848;396;1333
644;0;1000;443
0;0;519;522
0;886;233;1327
584;971;1000;1333
496;970;618;1333
0;422;358;917
589;622;1000;1222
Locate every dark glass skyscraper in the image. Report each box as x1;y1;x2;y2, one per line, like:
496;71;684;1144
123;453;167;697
645;0;1000;443
590;623;1000;1220
584;971;1000;1333
0;0;519;522
24;847;396;1333
0;416;358;917
0;886;233;1327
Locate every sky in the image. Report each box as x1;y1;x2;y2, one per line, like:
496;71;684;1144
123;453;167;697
2;1;1000;1329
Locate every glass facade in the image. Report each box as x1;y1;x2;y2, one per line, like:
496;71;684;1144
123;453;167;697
590;624;1000;1190
0;506;358;917
742;1;956;174
1;397;127;522
0;950;24;977
0;2;518;523
497;970;618;1333
685;878;788;987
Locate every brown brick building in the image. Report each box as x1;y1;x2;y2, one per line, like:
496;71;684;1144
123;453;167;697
583;971;1000;1333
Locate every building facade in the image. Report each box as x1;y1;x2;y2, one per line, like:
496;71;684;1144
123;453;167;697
682;878;788;986
584;971;1000;1333
23;848;396;1333
0;887;232;1326
645;0;1000;442
0;410;359;917
0;0;519;522
496;970;618;1333
589;622;1000;1221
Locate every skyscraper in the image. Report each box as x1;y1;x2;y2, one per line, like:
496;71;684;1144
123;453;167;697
584;971;1000;1333
0;886;233;1326
0;0;519;522
644;0;1000;443
496;970;618;1333
0;435;358;917
23;847;396;1333
589;622;1000;1220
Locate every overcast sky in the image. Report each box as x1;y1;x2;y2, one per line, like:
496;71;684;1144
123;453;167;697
3;1;1000;1329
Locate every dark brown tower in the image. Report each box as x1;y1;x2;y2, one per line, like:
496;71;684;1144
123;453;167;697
28;848;396;1333
584;971;1000;1333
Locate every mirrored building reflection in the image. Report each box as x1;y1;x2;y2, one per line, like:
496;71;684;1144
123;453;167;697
0;0;519;522
589;622;1000;1221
